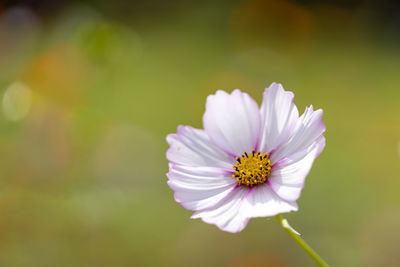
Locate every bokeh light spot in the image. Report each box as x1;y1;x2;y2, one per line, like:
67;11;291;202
2;81;32;121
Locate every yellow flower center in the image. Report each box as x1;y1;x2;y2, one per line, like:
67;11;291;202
232;150;272;187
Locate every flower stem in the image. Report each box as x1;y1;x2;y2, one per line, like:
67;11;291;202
275;214;329;267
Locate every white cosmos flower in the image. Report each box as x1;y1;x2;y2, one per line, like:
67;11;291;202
166;83;326;233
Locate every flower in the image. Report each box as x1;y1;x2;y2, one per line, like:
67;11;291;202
166;83;326;233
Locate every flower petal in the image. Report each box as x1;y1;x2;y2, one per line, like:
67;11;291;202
270;105;325;164
167;164;237;211
203;89;261;157
268;136;326;202
244;184;298;218
259;83;299;154
191;186;250;233
167;126;234;170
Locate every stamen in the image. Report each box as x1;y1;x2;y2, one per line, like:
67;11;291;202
232;150;272;187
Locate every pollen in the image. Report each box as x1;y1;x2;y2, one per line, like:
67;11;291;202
232;149;272;187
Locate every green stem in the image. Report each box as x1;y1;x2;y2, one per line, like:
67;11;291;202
275;214;329;267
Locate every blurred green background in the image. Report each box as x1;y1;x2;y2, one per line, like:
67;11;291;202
0;0;399;266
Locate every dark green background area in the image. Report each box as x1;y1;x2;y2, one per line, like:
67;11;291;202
0;0;399;266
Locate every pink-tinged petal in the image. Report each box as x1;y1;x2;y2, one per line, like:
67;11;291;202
270;105;326;164
268;136;326;202
191;186;250;233
243;184;298;218
203;89;261;157
167;165;237;211
259;83;299;154
167;126;234;170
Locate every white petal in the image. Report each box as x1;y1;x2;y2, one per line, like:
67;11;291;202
167;126;234;170
244;184;298;218
259;83;299;154
203;89;261;157
191;186;250;233
271;105;325;164
268;136;325;202
167;165;237;211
